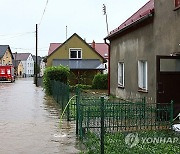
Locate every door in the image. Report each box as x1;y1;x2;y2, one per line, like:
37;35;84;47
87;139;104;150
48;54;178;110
157;56;180;117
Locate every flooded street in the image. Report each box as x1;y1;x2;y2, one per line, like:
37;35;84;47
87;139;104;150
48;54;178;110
0;78;80;154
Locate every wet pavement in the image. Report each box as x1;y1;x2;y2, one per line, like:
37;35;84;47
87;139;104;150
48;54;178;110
0;78;80;154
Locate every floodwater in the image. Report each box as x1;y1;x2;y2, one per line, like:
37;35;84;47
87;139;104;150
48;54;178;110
0;78;80;154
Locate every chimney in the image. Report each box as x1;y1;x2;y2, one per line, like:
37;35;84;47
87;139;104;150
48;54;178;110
92;40;95;49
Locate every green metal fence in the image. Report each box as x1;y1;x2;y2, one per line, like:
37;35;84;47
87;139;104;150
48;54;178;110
78;98;173;136
51;80;75;121
50;81;173;154
77;96;173;154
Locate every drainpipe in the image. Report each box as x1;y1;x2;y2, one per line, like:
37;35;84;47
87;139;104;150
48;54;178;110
104;38;110;96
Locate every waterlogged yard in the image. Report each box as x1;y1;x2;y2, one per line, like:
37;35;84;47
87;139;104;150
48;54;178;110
81;130;180;154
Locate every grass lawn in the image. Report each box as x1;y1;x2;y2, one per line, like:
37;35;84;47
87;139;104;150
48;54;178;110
80;130;180;154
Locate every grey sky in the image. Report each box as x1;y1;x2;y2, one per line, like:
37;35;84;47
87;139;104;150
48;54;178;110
0;0;149;56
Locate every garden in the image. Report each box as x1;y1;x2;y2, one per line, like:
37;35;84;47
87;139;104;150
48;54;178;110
43;65;179;154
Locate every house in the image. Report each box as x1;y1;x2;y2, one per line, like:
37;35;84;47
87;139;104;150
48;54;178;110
47;33;106;85
32;55;42;66
16;61;24;77
13;53;34;77
48;40;108;74
105;0;180;116
90;40;108;74
0;45;14;66
40;58;46;77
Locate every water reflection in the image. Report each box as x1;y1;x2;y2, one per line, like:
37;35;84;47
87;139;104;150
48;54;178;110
0;78;79;154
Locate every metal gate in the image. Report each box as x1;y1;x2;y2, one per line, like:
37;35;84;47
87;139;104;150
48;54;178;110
157;55;180;117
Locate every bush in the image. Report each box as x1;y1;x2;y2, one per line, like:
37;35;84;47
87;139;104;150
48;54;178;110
70;84;92;91
92;73;108;89
43;65;70;95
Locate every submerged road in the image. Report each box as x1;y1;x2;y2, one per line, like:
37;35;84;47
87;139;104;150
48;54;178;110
0;78;79;154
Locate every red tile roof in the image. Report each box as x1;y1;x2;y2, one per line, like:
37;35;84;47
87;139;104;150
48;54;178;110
107;0;154;38
90;43;108;59
48;43;61;55
48;42;108;59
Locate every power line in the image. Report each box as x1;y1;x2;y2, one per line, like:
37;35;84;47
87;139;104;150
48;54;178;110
0;32;35;41
0;31;35;37
39;0;49;27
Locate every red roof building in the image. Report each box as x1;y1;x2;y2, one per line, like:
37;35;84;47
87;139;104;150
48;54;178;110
48;41;108;59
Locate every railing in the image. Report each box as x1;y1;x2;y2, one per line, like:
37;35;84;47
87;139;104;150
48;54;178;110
77;96;173;154
49;80;174;154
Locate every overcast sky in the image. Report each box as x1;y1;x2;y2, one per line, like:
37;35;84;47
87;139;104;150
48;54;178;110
0;0;149;56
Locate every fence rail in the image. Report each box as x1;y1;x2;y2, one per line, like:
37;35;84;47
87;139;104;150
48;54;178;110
50;80;174;154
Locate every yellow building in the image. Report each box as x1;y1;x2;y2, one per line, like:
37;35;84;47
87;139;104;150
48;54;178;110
47;33;106;85
17;61;24;77
0;45;14;65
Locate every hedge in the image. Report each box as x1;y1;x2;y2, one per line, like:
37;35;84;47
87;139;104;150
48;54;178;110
43;65;70;95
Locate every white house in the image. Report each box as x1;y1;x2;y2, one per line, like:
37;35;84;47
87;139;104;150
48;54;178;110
13;53;34;77
40;58;46;77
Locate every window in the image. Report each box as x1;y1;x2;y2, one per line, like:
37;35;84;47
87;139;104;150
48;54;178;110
138;61;148;91
69;49;82;59
118;62;124;87
175;0;180;8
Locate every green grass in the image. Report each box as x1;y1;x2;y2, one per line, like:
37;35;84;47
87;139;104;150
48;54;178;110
80;130;180;154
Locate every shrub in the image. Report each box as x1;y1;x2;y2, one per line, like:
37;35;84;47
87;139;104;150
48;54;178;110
43;65;70;95
92;73;108;89
70;84;92;91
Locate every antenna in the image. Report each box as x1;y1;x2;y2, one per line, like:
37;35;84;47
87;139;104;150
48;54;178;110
65;26;68;50
66;25;68;40
103;4;109;35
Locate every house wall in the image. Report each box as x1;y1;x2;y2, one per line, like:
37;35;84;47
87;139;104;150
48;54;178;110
17;62;23;77
110;0;180;101
110;22;155;101
22;54;34;77
1;49;13;65
47;35;104;67
153;0;180;56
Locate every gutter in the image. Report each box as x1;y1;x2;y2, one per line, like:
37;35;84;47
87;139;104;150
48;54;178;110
104;38;110;96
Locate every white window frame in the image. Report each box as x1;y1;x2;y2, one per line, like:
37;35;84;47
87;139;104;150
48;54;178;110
138;60;148;91
118;62;125;87
69;48;82;59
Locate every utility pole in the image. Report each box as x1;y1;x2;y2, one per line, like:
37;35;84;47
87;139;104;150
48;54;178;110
35;24;38;87
103;4;109;35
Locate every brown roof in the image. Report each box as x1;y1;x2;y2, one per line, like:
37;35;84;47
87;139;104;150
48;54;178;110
12;53;31;61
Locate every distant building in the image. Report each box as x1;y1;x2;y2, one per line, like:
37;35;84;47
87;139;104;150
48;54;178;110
0;45;14;66
47;33;106;85
13;53;34;77
48;40;108;74
40;58;46;77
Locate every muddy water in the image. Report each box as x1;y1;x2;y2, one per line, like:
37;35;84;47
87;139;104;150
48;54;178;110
0;78;80;154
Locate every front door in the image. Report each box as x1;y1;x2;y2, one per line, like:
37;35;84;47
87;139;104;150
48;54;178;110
157;56;180;117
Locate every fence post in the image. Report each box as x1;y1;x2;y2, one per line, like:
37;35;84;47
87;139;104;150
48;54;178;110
76;87;80;135
100;96;105;154
170;100;174;126
67;84;70;121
